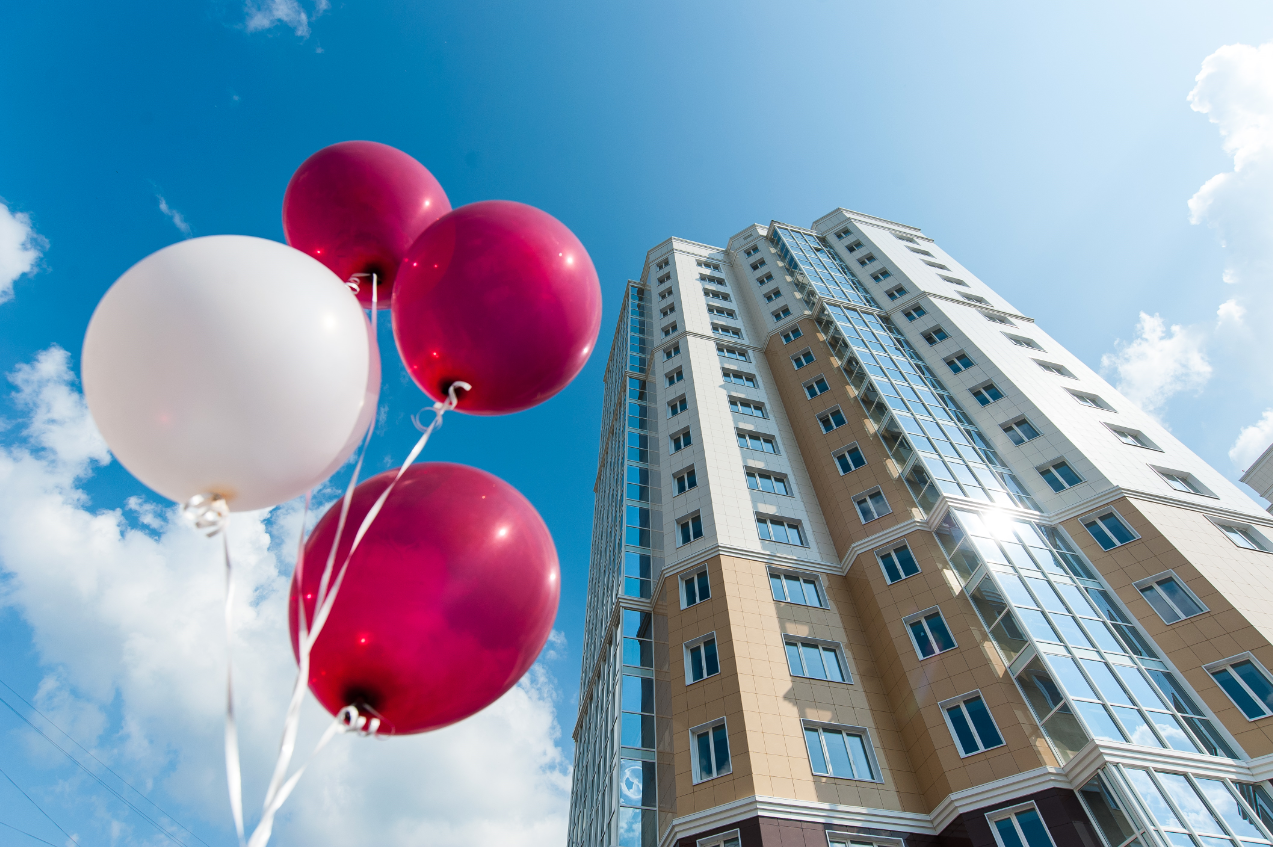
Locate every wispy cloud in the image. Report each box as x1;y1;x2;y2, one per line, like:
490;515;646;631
1231;409;1273;472
1100;312;1212;418
155;194;193;237
244;0;329;37
0;198;46;305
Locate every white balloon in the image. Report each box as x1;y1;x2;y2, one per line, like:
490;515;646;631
82;235;380;512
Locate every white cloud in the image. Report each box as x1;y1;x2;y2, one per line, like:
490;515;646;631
1230;409;1273;471
0;347;571;846
244;0;329;37
156;195;192;237
1100;312;1212;416
0;198;46;305
1216;298;1245;325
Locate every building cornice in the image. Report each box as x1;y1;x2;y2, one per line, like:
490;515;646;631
657;794;936;847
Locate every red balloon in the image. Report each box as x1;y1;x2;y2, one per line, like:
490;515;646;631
392;200;602;415
283;141;450;307
289;463;559;735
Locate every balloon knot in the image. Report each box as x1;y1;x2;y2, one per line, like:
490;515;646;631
411;381;471;433
183;493;230;537
338;704;382;737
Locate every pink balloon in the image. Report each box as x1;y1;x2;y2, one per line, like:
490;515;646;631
283;141;450;307
391;200;602;415
289;463;559;735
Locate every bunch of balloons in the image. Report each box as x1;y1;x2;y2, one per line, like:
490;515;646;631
81;140;602;740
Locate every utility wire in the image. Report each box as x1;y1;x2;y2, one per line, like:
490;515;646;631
0;690;196;847
0;677;208;847
0;762;81;845
0;818;63;847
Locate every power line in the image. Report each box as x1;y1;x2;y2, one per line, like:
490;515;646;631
0;677;208;847
0;818;64;847
0;690;199;847
0;762;81;845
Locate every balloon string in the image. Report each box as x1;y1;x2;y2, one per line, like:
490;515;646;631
223;528;245;847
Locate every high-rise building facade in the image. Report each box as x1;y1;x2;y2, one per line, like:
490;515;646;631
567;209;1273;847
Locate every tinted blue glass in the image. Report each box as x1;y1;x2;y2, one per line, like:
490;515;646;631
689;646;704;682
1099;514;1135;544
1233;661;1273;714
1015;808;1052;847
785;641;803;675
711;725;730;773
801;643;826;679
704;639;720;676
946;704;980;754
805;728;828;774
846;733;874;780
696;730;714;779
880;552;902;582
926;613;956;651
622;674;653;712
910;620;936;657
824;730;855;777
964;697;1004;748
1075;701;1126;741
696;572;710;601
994;818;1026;847
894;545;920;577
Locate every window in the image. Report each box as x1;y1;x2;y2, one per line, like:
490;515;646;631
707;305;737;319
892;231;918;244
941;692;1005;756
744;244;760;257
662;321;677;337
988;805;1055;847
854;489;891;522
804;376;830;398
782;327;804;344
923;260;951;271
703;287;731;301
682;568;710;607
660;303;675;318
1135;572;1207;623
625;505;651;548
690;720;731;782
671;429;693;453
902;306;927;321
802;722;878;781
845;239;863;252
666;368;683;387
768;569;824;606
699;273;727;286
945;352;975;373
1082;510;1138;550
712;323;742;339
684;634;720;684
885;285;908;301
877;542;920;583
756;272;774;286
922;327;950;344
657;272;671;285
624;552;651;599
696;259;721;271
1207;655;1273;720
656;258;670;271
757;516;806;546
658;287;674;300
674;467;698;495
1006;334;1043;350
791;349;815;369
772;305;792;321
716;344;748;362
627;431;650;462
1038;460;1083;492
746;470;790;495
982;312;1013;326
678;513;704;545
1035;361;1074;378
907;246;935;257
1001;418;1041;445
729;398;766;418
749;258;767;271
737;431;778;453
835;444;866;474
1216;523;1271;552
960;293;989;304
857;253;878;267
667;396;687;417
870;269;893;282
664;343;680;360
1153;467;1210;496
971;383;1005;406
835;227;852;240
940;275;969;287
626;465;650;501
818;408;847;432
721;369;757;388
904;607;957;658
1107;426;1156;449
764;288;783;302
784;637;849;682
621;672;653;749
1070;390;1114;411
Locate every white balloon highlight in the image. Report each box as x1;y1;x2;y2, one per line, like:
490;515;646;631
82;235;379;512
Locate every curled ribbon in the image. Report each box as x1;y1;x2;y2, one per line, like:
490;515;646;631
182;493;229;537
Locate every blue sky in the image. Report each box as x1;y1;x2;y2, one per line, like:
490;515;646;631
2;2;1273;845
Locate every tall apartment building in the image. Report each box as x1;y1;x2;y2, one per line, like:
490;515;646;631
567;209;1273;847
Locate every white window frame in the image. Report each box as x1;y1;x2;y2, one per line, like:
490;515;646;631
1004;333;1042;350
721;368;757;388
768;568;827;608
667;395;688;418
689;718;732;783
791;347;815;368
829;835;903;847
800;720;882;782
772;305;793;322
1103;423;1159;450
803;374;831;399
903;606;957;659
971;382;1005;406
1205;653;1273;721
670;427;693;454
665;367;683;387
1079;508;1140;551
697;830;741;847
818;405;848;433
673;465;698;496
884;284;908;301
729;397;767;419
757;514;807;547
716;344;749;362
681;567;710;609
782;635;852;683
757;272;774;286
853;487;891;524
782;327;805;345
922;327;950;345
1133;570;1208;624
1150;466;1216;498
664;343;680;360
986;803;1057;847
736;429;779;455
945;351;976;373
1209;519;1273;553
876;541;920;584
662;321;677;337
764;288;783;302
1001;417;1041;445
1037;458;1084;492
960;293;990;305
902;306;927;322
939;690;1006;757
746;469;792;497
939;274;968;287
834;442;867;475
677;512;704;547
683;632;721;685
1034;360;1075;379
1069;389;1114;411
